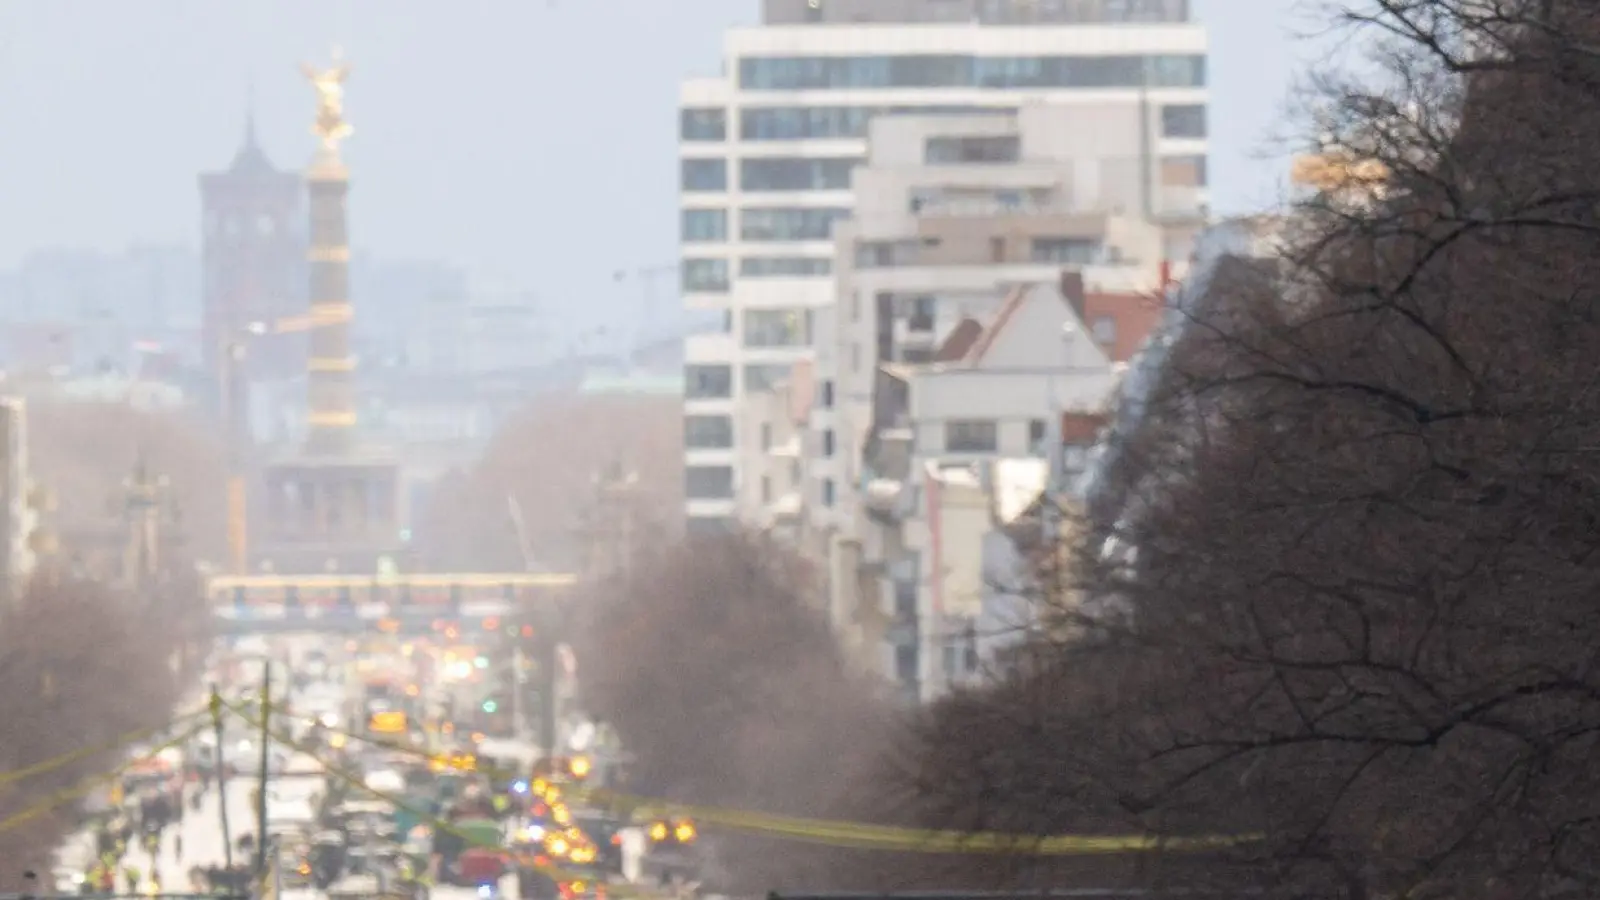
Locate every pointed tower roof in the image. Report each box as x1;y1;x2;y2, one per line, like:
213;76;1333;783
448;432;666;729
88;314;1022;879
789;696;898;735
228;86;279;175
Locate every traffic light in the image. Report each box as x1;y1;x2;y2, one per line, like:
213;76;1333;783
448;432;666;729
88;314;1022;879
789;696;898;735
482;699;498;713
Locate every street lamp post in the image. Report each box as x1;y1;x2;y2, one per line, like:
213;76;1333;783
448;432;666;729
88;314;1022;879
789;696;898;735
219;322;268;575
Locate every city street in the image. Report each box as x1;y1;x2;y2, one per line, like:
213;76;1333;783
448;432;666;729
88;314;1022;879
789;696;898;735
147;779;254;891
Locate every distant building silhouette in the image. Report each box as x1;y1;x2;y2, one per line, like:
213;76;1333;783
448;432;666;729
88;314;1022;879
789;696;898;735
198;109;307;389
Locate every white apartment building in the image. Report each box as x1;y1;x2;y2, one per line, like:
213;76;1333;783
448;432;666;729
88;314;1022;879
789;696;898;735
801;105;1200;546
852;277;1127;699
678;0;1208;534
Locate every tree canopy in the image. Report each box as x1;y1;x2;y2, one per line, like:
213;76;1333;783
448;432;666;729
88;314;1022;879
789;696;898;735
899;3;1600;897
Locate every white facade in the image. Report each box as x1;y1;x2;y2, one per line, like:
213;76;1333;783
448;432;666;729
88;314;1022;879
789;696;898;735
849;280;1124;700
737;362;811;542
678;15;1209;532
798;104;1198;546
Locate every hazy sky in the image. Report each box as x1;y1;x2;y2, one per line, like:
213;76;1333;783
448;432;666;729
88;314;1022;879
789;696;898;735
0;0;1327;304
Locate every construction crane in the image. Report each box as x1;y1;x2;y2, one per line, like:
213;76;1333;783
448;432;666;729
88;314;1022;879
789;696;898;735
223;307;351;574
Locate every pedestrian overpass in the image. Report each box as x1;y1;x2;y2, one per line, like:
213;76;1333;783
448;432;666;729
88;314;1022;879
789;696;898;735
207;572;577;636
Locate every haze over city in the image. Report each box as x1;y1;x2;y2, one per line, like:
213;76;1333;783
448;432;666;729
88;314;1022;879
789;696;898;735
9;2;1589;899
0;1;1306;292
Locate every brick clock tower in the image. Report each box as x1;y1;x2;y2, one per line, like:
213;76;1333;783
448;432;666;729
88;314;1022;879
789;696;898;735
198;114;307;389
251;55;404;576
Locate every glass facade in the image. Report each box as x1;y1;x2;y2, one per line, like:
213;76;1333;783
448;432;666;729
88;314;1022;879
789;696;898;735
685;466;735;499
738;54;1205;91
740;104;1016;141
740;256;833;277
743;363;793;392
740;157;860;192
681;159;727;192
681;209;728;243
1161;103;1206;138
681;108;726;141
1031;237;1100;264
740;207;851;242
743;308;812;347
685;364;733;399
924;135;1020;164
681;258;730;293
685;414;735;449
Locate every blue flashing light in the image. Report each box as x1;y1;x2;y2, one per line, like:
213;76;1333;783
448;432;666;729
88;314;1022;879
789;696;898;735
512;779;529;795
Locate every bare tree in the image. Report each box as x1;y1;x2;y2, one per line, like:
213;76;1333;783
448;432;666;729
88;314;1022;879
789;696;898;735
573;530;910;892
898;3;1600;898
415;392;682;571
0;575;185;887
26;401;228;564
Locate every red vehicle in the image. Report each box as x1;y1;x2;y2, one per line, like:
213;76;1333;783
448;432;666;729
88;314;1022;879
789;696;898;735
452;848;506;887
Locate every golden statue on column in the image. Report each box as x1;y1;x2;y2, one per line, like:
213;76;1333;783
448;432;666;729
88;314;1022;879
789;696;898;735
302;50;353;165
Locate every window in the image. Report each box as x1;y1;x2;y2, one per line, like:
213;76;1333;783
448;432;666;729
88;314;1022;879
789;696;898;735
819;381;835;408
821;478;836;507
761;422;773;450
1031;237;1100;264
744;364;793;392
737;54;1206;91
945;419;998;453
905;295;936;332
680;108;726;142
855;240;922;268
740;104;1013;141
740;256;832;278
1161;154;1209;187
685;466;734;499
685;364;732;399
894;644;918;683
1029;418;1048;447
1161;103;1207;139
681;209;728;243
1148;54;1207;88
681;158;727;192
978;0;1190;23
686;515;734;536
1091;316;1118;345
761;475;773;503
684;415;734;449
989;236;1006;263
681;258;729;293
925;135;1020;164
740;157;859;192
822;429;836;456
740;207;850;242
743;308;810;347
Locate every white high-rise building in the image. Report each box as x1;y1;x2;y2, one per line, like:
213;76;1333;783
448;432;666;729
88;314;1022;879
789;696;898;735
678;0;1208;533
